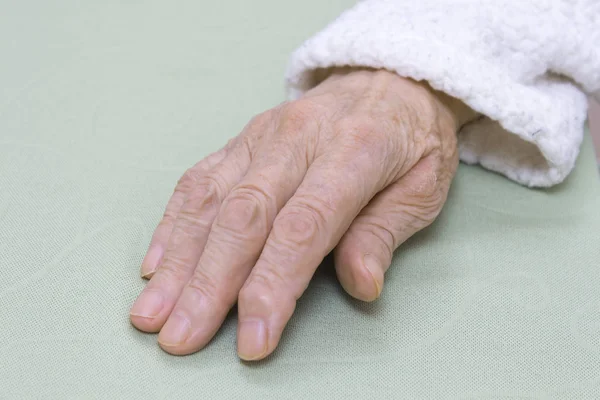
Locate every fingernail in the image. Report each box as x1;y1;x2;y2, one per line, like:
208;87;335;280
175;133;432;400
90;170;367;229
159;312;191;346
141;246;164;279
130;290;164;318
238;318;267;361
363;254;382;298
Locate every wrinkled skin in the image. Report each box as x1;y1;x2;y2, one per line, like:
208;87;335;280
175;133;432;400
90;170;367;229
130;68;477;360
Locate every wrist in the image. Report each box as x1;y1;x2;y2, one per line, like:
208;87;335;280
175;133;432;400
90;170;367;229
312;67;478;131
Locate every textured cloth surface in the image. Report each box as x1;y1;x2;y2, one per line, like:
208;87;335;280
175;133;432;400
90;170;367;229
287;0;600;187
1;1;600;398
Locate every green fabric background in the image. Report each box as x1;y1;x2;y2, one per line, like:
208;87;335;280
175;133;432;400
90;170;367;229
1;1;599;398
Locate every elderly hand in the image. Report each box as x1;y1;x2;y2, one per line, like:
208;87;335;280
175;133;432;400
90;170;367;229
129;68;476;360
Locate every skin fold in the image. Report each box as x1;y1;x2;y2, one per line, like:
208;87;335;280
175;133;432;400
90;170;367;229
129;68;478;361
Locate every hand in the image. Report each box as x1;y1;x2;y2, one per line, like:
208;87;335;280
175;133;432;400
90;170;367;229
129;68;476;360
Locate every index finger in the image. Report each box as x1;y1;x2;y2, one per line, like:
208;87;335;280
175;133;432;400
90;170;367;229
236;141;389;360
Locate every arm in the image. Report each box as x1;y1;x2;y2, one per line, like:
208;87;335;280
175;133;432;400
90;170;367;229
286;0;600;187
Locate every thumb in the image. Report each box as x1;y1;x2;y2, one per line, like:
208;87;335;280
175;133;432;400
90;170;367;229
334;155;454;302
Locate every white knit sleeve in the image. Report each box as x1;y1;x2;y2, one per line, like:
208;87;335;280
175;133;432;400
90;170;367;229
285;0;600;187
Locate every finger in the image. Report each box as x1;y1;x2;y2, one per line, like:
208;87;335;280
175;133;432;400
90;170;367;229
157;108;318;355
334;155;454;302
130;143;251;333
236;143;389;361
140;148;229;278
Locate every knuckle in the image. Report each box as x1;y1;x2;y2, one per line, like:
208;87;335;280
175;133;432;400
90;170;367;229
201;170;229;197
215;188;268;238
187;268;229;308
159;208;178;226
177;168;202;190
273;205;321;248
240;268;298;304
160;194;188;227
386;196;443;232
177;185;219;230
156;258;189;282
396;190;444;229
357;217;396;257
237;179;276;202
179;170;227;214
294;192;336;220
172;165;227;228
241;270;281;300
176;211;213;235
403;203;441;228
236;133;256;156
